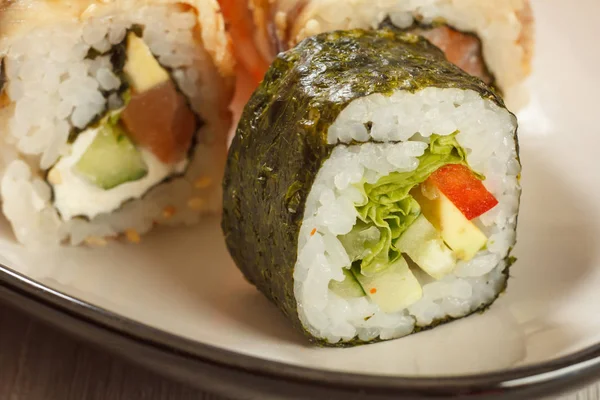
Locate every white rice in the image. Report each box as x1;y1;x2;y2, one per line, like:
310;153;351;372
0;4;232;246
278;0;532;107
294;87;519;344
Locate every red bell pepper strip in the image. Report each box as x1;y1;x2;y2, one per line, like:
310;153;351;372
428;164;498;220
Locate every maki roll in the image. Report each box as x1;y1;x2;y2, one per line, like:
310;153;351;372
0;0;235;245
221;0;533;106
222;29;520;345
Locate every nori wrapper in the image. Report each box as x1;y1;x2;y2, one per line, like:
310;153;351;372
377;18;496;87
222;28;517;346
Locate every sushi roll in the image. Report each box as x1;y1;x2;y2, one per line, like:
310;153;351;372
222;0;534;106
222;29;521;345
0;0;235;246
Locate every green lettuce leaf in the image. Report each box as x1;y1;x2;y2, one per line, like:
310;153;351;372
339;133;469;276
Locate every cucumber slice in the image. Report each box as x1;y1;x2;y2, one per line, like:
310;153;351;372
328;268;366;298
352;256;422;313
74;123;148;190
338;221;381;262
395;214;457;280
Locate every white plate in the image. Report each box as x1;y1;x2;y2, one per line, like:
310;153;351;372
1;0;599;397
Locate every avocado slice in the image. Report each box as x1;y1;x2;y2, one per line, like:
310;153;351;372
396;214;457;280
123;33;170;93
74;121;148;190
352;256;422;313
329;268;366;298
411;185;488;261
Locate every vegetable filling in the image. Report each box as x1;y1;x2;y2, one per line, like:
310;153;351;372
329;134;498;313
48;29;199;220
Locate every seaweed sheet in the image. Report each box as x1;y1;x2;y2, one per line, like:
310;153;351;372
222;28;517;346
378;18;496;87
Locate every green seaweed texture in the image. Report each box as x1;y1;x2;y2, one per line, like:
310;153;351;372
222;28;517;346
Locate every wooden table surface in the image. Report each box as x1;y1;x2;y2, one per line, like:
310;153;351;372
0;300;597;400
0;301;226;400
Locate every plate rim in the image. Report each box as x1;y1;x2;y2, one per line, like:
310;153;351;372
1;262;599;399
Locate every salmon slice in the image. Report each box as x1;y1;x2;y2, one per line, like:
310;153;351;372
219;0;271;84
414;26;493;84
121;80;197;164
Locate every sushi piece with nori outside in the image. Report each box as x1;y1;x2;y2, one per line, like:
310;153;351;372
0;0;235;246
222;28;521;346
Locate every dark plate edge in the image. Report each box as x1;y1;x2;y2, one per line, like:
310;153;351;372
1;263;599;399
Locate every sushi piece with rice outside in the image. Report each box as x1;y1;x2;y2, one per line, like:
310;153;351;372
222;29;521;345
220;0;534;108
0;0;234;246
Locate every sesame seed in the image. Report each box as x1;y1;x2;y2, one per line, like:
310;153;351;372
47;169;62;185
162;205;176;218
125;229;141;244
187;197;205;210
194;177;212;189
84;236;107;247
